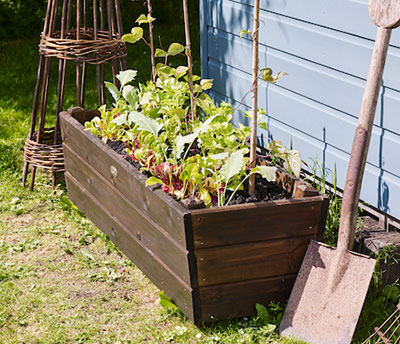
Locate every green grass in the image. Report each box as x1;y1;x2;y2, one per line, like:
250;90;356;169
0;6;399;342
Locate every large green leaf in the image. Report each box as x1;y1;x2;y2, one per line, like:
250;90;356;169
284;150;302;178
267;139;286;155
260;68;288;83
197;93;215;113
105;82;121;102
155;63;175;80
122;85;138;106
175;66;188;79
145;176;163;186
116;69;137;88
175;115;218;158
253;165;277;182
154;48;167;58
167;42;185;56
121;27;143;44
110;113;128;126
220;150;244;183
175;132;197;158
200;79;213;90
128;111;162;135
135;14;148;24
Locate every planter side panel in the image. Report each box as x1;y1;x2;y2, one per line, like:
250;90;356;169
60;112;189;248
63;144;192;285
199;275;297;322
60;112;196;321
65;173;195;320
196;236;313;287
191;197;326;248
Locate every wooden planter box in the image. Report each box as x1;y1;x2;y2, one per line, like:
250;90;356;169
60;108;329;325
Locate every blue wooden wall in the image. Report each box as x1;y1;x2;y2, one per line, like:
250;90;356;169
199;0;400;220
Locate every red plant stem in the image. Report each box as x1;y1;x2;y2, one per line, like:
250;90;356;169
249;0;260;195
182;0;196;121
147;0;156;85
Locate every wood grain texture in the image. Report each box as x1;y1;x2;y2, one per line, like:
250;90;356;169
191;197;324;249
65;172;196;322
338;26;392;250
369;0;400;28
198;274;297;322
60;111;190;247
63;143;192;285
196;236;313;287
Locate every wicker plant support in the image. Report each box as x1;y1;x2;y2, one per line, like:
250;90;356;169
23;0;127;190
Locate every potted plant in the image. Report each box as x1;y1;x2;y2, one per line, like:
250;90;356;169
59;0;329;325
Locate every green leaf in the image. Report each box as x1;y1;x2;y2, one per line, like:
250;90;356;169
121;27;143;43
135;14;148;24
220;150;244;183
253;165;277;182
145;176;163;186
128;111;162;135
111;114;128;126
167;42;185;56
147;14;156;23
209;152;229;160
155;63;175;80
175;133;197;158
159;291;179;312
260;68;288;83
258;121;268;131
256;303;269;323
122;85;138;105
154;48;167;58
239;29;252;38
199;189;212;207
116;69;137;88
267;139;286;155
200;79;213;90
197;92;215;114
284;150;302;178
105;82;121;102
175;66;188;78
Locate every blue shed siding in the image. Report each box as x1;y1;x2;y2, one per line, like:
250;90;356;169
200;0;400;219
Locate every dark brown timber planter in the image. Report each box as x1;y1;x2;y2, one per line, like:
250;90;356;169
60;108;329;325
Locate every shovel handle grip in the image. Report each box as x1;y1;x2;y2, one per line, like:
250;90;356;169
337;26;392;251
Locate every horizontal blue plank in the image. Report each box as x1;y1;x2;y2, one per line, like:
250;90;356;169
208;60;400;171
227;0;400;47
207;0;400;91
212;91;400;217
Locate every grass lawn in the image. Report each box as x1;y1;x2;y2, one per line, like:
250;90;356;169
0;5;399;343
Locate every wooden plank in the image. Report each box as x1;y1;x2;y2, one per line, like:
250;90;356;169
198;274;297;322
60;111;190;248
196;236;313;286
229;0;400;48
63;143;192;285
208;60;387;169
207;1;400;91
65;172;196;322
191;197;324;249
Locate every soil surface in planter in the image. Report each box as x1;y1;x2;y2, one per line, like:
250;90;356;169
107;140;291;205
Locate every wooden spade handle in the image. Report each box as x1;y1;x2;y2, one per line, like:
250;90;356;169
337;26;392;251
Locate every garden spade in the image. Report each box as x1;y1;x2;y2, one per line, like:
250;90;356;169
280;1;400;343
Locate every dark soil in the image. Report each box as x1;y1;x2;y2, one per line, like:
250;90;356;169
227;173;290;205
107;140;291;205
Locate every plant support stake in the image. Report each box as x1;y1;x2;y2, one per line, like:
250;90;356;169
147;0;156;85
182;0;196;121
249;0;260;195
